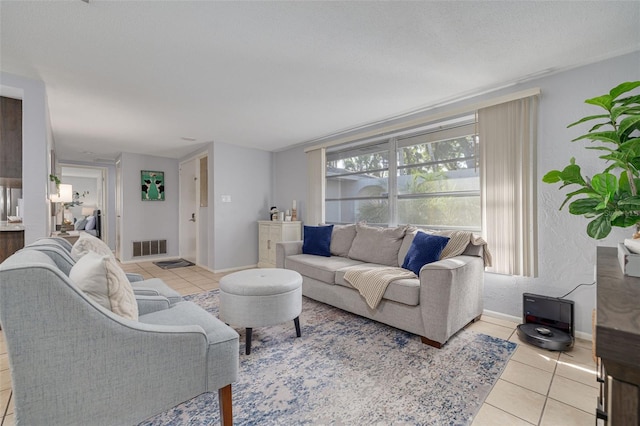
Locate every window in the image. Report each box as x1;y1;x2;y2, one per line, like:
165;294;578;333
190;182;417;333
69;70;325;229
326;142;390;225
325;118;479;230
314;90;539;276
396;123;479;230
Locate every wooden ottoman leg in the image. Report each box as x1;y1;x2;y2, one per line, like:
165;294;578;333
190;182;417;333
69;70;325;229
245;328;252;355
294;316;301;337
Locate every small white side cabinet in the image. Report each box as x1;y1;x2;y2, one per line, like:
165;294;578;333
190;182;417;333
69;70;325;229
258;221;301;268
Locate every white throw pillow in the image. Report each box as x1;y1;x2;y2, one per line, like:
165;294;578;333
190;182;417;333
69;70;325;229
71;232;112;261
69;251;139;321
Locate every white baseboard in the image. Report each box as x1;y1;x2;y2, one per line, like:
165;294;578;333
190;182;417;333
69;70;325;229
482;309;592;342
119;255;180;264
211;264;258;274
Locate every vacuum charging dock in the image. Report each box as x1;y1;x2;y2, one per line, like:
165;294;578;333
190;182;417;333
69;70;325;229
516;293;574;351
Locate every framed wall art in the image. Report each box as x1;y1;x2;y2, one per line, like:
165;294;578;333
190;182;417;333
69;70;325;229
141;170;165;201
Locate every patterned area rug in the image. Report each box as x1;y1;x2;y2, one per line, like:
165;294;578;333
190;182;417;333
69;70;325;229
141;290;516;426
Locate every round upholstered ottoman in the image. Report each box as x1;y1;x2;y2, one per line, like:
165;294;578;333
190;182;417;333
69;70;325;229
219;268;303;354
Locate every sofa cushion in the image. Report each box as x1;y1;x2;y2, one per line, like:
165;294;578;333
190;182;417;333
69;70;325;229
335;264;420;306
402;232;450;275
69;251;139;321
303;225;333;257
71;232;112;261
398;227;418;266
285;254;363;284
348;223;407;266
330;224;357;257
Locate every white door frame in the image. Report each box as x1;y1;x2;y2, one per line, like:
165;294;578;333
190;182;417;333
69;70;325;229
179;154;205;264
60;164;108;245
115;159;122;260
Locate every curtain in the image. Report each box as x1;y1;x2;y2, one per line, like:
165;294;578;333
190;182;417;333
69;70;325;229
306;148;325;225
479;96;538;277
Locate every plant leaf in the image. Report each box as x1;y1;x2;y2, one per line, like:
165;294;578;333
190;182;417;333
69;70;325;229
619;115;640;135
610;81;640;100
567;114;610;128
611;105;640;122
586;94;613;111
591;173;618;196
572;131;620;144
568;198;599;215
559;187;597;210
588;122;612;132
542;170;562;183
618;196;640;207
587;214;612;239
616;95;640;107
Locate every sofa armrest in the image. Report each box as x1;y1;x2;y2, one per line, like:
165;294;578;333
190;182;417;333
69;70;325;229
126;272;144;282
136;295;171;315
418;255;485;345
276;241;303;268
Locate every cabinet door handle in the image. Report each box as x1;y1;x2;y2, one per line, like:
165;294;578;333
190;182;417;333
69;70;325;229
268;240;271;250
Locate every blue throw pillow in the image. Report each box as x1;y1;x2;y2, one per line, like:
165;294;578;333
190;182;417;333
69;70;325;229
402;232;450;275
303;225;334;257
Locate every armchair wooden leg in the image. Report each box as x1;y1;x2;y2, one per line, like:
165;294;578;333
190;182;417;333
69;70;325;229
420;336;443;349
218;384;233;426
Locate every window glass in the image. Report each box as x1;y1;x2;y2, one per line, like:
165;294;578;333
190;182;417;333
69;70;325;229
325;119;479;230
326;142;389;224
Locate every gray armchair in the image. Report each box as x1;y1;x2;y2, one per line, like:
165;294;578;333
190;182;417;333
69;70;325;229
0;249;239;425
26;238;183;305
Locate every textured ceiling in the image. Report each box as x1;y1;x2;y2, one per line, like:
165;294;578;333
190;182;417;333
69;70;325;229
1;1;639;162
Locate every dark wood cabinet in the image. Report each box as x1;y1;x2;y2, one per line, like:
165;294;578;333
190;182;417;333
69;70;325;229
0;229;24;263
0;96;23;180
596;247;640;425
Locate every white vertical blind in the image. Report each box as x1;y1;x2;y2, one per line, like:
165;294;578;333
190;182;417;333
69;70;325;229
306;148;326;225
479;96;538;277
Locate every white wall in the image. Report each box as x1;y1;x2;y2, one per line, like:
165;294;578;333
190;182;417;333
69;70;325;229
0;72;53;244
273;52;640;335
118;152;179;261
273;145;307;222
212;141;272;270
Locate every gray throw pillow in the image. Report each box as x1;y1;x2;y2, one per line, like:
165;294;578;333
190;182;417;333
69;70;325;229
348;223;407;266
74;218;88;230
330;224;357;257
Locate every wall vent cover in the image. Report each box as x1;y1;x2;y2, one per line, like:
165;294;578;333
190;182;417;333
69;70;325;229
132;240;167;257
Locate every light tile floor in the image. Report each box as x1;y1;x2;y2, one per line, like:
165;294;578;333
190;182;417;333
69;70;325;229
0;262;597;426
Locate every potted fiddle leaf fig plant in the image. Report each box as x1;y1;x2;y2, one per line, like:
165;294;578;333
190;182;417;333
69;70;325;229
543;81;640;239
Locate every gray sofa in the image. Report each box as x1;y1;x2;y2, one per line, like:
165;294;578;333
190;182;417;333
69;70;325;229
276;223;486;348
0;246;239;425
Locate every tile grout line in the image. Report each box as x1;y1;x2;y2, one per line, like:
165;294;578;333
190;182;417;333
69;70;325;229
1;391;11;426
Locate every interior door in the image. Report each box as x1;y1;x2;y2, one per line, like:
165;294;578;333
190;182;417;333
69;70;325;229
179;158;197;264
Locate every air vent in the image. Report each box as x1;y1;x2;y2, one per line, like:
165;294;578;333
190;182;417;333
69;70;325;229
132;240;167;257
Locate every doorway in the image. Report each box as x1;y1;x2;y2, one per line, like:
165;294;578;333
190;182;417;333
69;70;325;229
179;157;198;264
59;165;107;243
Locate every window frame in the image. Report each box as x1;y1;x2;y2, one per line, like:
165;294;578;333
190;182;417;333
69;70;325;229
325;117;480;230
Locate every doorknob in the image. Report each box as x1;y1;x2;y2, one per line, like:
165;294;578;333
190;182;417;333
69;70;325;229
189;213;196;222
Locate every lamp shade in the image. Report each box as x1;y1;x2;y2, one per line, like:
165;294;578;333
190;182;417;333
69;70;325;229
50;184;73;203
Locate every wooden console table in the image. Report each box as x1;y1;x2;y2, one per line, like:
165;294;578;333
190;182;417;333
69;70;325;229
595;246;640;425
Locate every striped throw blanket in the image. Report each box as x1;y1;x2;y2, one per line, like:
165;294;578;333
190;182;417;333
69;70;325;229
433;230;493;267
344;266;417;309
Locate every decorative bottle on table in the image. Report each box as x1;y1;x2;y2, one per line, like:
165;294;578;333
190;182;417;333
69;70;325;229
291;200;297;221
